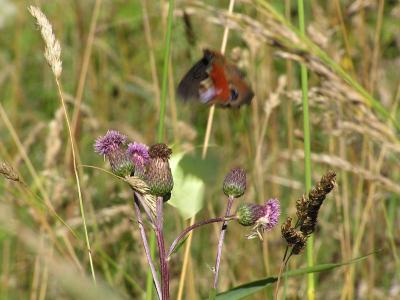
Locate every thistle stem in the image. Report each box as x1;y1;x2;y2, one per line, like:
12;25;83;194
168;216;237;258
155;197;169;299
132;195;161;299
212;196;234;290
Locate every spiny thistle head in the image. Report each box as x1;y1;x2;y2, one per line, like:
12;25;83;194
94;130;133;177
145;143;173;197
127;142;149;178
237;198;280;240
223;167;246;198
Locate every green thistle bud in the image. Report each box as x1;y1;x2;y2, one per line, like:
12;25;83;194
109;150;135;177
223;167;246;198
236;203;259;226
145;143;174;197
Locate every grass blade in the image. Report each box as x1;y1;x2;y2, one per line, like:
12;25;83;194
216;252;377;300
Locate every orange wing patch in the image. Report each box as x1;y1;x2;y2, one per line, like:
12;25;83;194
209;63;230;102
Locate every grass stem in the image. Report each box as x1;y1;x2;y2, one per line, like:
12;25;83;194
55;79;97;284
297;0;314;299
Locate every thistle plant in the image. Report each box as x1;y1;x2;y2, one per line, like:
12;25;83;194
93;138;282;299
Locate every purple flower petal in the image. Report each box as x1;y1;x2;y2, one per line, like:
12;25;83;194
127;142;150;167
260;198;280;231
94;130;127;156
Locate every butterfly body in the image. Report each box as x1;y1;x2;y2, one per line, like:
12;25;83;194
178;49;254;108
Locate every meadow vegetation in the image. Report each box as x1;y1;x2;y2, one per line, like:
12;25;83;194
0;0;399;299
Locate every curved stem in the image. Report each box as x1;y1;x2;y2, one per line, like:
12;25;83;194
168;216;236;258
212;196;234;290
132;196;161;299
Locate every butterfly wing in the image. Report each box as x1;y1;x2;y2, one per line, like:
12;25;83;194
177;49;254;107
177;51;213;101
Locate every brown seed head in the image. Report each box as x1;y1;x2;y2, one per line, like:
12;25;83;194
148;143;172;161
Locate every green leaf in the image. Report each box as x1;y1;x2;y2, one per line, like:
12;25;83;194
168;153;205;219
216;252;377;300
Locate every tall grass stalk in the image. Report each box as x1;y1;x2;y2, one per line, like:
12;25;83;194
28;5;96;284
297;1;314;299
55;79;97;284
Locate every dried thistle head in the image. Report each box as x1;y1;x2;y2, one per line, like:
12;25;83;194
148;143;172;161
28;6;62;78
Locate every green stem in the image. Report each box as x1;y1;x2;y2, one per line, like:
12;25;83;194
146;0;175;299
157;0;175;141
297;1;314;299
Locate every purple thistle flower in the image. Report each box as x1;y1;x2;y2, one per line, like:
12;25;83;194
94;130;127;156
258;198;280;231
94;130;133;177
237;198;280;240
127;142;150;168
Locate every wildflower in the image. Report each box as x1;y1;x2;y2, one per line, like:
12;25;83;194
223;167;246;198
145;143;173;198
94;130;133;177
237;198;280;240
127;142;149;178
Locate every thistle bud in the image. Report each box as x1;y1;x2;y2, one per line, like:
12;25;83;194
145;143;174;197
223;167;246;198
94;130;134;177
127;142;150;178
236;203;263;226
237;199;281;240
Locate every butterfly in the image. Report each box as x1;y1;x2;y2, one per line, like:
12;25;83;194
177;49;254;108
